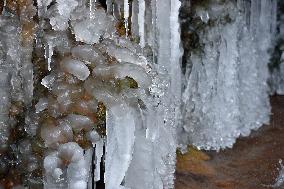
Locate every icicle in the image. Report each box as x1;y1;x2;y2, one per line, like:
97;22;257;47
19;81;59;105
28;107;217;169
84;148;94;187
105;104;135;189
151;0;157;52
45;42;54;71
106;0;113;14
131;0;139;37
124;0;129;36
89;0;97;19
170;0;182;90
90;0;92;18
94;139;104;181
138;0;145;48
156;0;171;69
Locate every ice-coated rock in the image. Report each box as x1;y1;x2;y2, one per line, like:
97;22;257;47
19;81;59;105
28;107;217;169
93;63;151;89
35;98;49;113
65;114;94;132
60;58;90;81
44;143;89;189
104;41;148;69
71;45;106;65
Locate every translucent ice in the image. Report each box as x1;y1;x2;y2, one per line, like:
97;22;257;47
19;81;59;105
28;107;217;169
105;105;136;189
44;143;89;189
47;0;79;31
71;6;115;44
60;58;90;81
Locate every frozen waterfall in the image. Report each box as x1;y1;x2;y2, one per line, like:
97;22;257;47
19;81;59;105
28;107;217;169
0;0;281;188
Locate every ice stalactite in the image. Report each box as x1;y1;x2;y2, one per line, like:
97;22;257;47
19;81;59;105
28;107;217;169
138;0;145;48
94;139;103;182
106;0;113;14
179;0;277;150
124;0;129;36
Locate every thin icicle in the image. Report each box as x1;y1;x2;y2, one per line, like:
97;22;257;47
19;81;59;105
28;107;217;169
94;139;104;181
84;148;94;187
124;0;129;36
46;43;54;71
106;0;113;14
138;0;145;48
131;0;139;38
90;0;92;18
170;0;182;96
89;0;97;19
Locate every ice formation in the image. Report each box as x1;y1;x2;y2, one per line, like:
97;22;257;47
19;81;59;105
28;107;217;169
0;0;182;188
0;0;282;188
0;0;37;187
179;0;277;150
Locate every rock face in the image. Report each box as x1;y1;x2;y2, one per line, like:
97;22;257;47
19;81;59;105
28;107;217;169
179;0;277;150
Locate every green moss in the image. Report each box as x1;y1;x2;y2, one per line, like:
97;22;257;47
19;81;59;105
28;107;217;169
115;76;139;91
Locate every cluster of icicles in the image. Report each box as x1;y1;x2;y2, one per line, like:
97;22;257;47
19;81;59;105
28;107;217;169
39;42;151;188
31;1;154;188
